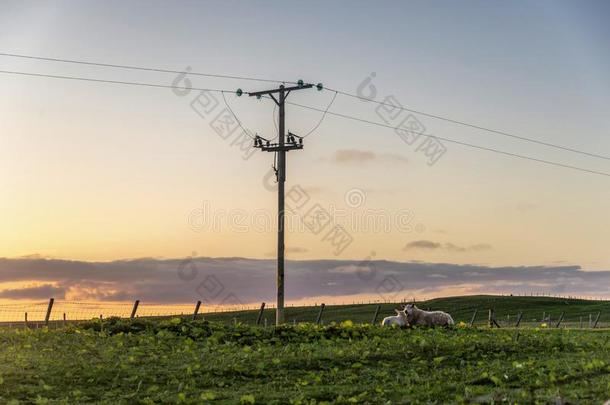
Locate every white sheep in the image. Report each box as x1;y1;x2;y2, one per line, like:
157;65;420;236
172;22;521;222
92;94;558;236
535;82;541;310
381;308;408;327
404;303;454;327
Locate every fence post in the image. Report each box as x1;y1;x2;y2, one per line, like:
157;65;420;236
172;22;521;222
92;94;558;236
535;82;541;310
24;312;28;328
489;309;500;328
130;300;140;319
44;298;54;326
316;303;325;325
256;302;266;325
63;313;66;327
469;309;478;327
192;300;202;320
515;312;523;328
579;316;583;329
555;312;564;328
593;312;601;329
371;305;381;325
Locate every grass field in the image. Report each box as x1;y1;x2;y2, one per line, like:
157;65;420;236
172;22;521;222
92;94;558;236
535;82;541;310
202;295;610;328
1;295;610;404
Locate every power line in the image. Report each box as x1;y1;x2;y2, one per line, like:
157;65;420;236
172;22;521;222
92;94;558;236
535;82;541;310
327;87;610;161
286;100;610;178
263;92;337;140
221;91;256;140
0;52;293;85
2;67;607;178
302;90;338;138
0;69;230;93
272;103;279;140
3;51;607;161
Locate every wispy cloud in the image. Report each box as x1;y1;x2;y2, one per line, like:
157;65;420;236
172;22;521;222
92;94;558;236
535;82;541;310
404;240;442;250
404;240;492;252
332;149;408;165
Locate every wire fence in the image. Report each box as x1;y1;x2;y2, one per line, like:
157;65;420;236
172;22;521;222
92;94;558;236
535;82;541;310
0;299;260;325
1;295;609;329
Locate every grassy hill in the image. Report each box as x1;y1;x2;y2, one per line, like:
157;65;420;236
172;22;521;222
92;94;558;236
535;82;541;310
2;314;610;403
2;295;610;402
202;295;610;327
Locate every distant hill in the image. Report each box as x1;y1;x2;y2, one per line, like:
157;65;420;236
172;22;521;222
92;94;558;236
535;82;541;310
203;295;610;327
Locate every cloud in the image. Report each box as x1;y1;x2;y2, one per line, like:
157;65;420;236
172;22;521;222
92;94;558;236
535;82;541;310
443;243;493;252
404;240;441;250
0;284;66;299
332;149;408;165
17;254;56;260
0;257;608;303
334;149;376;163
404;240;492;252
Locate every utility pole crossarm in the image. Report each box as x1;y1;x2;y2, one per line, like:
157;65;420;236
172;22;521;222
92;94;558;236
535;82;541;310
248;83;313;100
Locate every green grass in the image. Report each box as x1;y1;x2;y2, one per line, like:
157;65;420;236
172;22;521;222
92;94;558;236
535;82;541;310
1;317;610;404
202;295;610;328
2;295;610;404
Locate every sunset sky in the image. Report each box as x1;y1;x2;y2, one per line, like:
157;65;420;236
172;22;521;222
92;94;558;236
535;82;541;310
1;1;609;303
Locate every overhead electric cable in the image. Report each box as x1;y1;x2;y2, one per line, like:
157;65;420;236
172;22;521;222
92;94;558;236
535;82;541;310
286;100;610;178
1;67;607;178
0;52;293;84
0;69;229;93
302;90;338;138
2;51;605;160
221;91;256;140
326;87;610;161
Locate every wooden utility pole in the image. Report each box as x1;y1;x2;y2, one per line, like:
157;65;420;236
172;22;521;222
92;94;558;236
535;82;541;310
246;82;320;325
